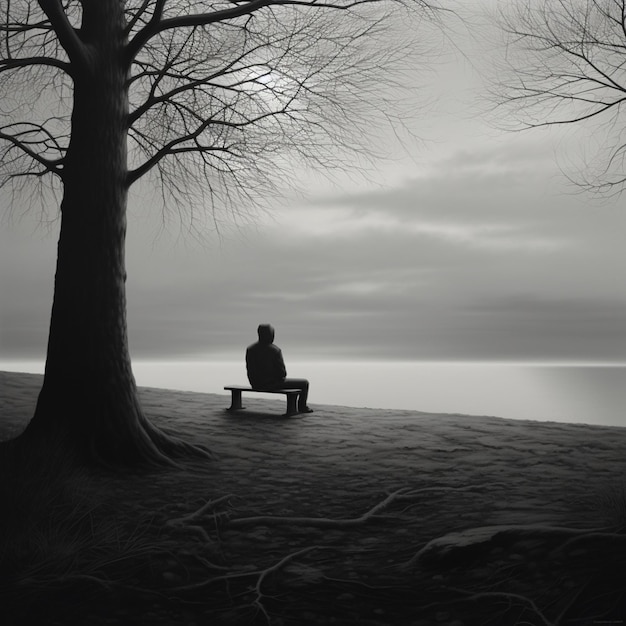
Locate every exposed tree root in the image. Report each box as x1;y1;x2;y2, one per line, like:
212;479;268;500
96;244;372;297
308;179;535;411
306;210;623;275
227;487;419;528
6;463;625;626
142;418;215;466
409;523;626;567
165;495;233;570
86;416;215;470
437;580;599;626
18;573;114;591
392;482;510;513
555;529;626;551
251;546;322;624
14;381;215;470
321;575;409;592
409;518;626;625
11;478;619;625
442;588;557;626
161;486;459;620
162;488;422;603
167;494;233;527
170;546;327;597
182;549;334;626
225;484;508;529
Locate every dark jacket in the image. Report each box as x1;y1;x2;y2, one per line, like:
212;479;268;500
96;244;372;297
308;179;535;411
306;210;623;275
246;341;287;389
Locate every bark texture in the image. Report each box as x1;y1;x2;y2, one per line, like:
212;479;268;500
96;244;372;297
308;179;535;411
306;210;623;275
18;2;208;467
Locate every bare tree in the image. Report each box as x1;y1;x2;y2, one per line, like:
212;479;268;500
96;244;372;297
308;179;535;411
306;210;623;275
0;0;440;467
494;0;626;192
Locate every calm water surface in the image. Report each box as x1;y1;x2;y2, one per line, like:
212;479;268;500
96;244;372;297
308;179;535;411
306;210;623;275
131;361;626;427
2;360;624;427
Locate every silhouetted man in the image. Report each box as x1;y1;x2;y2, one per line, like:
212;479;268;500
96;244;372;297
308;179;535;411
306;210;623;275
246;324;313;413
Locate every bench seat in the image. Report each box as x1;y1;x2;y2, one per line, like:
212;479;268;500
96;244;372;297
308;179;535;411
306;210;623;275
224;385;302;417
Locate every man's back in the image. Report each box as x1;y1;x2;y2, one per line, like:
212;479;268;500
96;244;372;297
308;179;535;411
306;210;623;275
246;341;286;389
245;323;312;412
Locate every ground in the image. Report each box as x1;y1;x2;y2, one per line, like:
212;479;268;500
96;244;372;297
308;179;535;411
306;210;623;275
1;371;625;625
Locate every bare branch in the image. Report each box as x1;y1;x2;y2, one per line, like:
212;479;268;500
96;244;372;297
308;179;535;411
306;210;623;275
0;124;64;175
127;102;296;186
128;34;296;125
124;0;156;36
3;0;442;231
0;55;71;74
493;0;626;192
126;0;399;62
37;0;86;67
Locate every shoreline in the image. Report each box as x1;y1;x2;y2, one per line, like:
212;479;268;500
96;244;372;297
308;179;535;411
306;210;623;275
2;359;622;427
1;368;625;436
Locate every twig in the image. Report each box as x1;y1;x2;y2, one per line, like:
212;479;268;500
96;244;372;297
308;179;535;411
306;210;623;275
18;573;113;590
321;574;408;591
167;494;233;526
170;567;265;593
228;487;414;528
165;495;234;571
394;483;510;513
252;546;322;624
171;546;328;597
445;588;556;626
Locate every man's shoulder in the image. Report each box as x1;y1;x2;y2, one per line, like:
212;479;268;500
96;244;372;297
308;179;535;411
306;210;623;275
247;340;281;350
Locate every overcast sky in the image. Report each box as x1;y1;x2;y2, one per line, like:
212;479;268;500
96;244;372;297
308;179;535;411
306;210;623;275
1;2;625;365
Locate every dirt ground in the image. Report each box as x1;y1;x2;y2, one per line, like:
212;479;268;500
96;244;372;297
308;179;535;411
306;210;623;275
1;371;625;625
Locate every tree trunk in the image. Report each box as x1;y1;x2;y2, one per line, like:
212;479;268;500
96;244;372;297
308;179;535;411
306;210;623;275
17;2;209;468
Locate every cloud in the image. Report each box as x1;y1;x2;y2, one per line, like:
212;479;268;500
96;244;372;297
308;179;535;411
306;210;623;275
269;140;589;260
2;132;624;363
276;204;567;254
194;140;625;361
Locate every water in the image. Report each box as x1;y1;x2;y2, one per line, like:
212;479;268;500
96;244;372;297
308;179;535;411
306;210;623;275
134;360;625;427
3;360;622;427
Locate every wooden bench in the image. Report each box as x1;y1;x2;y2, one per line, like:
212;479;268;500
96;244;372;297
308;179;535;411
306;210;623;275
224;385;302;417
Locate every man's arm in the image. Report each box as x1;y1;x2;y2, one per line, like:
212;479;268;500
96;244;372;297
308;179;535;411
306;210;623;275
245;346;256;385
275;348;287;379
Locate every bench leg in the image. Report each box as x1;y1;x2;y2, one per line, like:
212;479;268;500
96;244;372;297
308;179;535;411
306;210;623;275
227;389;243;411
284;393;298;417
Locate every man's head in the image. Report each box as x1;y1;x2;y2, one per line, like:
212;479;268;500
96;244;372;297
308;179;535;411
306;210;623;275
257;323;275;344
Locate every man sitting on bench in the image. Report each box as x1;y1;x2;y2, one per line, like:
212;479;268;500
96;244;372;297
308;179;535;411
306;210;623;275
246;323;313;414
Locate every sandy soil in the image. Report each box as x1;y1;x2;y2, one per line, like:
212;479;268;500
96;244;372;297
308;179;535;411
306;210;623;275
1;370;625;626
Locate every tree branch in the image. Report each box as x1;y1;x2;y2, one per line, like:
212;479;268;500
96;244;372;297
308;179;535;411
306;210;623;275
124;0;155;36
127;97;299;186
37;0;86;68
0;55;71;76
127;128;234;186
0;128;64;176
125;0;386;63
0;121;65;167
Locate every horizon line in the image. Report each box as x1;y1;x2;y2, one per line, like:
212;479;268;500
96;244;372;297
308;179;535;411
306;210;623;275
2;358;625;373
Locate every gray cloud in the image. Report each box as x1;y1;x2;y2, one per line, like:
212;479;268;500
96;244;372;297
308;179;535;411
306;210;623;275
111;138;626;361
2;102;625;365
116;145;625;363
